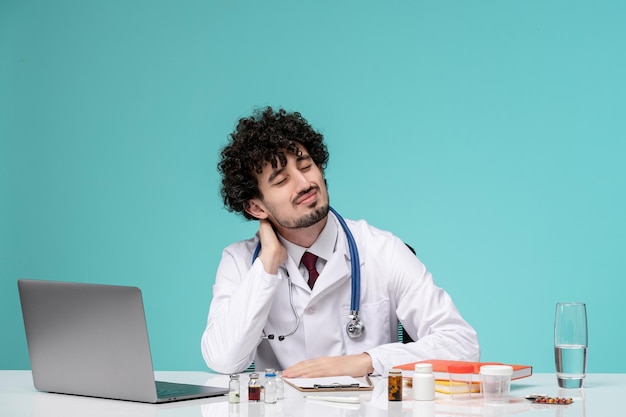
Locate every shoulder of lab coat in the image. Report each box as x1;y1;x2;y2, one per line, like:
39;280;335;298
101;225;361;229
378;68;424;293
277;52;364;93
345;218;480;375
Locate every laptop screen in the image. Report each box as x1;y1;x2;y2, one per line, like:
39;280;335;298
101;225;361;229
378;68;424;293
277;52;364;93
18;279;227;403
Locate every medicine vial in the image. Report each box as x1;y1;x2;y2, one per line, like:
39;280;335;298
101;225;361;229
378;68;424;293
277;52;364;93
264;369;277;404
248;372;261;402
228;374;240;403
388;368;403;401
275;371;284;400
412;363;435;401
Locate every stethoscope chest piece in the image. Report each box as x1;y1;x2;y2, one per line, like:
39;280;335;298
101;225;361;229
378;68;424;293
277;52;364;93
346;310;365;339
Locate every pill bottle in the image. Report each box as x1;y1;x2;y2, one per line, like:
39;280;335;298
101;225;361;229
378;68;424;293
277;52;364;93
413;363;435;401
388;368;403;401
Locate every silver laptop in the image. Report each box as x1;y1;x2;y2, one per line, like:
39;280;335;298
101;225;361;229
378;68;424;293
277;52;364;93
17;279;229;403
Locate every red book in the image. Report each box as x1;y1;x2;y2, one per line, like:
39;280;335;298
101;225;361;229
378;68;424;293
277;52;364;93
395;359;533;382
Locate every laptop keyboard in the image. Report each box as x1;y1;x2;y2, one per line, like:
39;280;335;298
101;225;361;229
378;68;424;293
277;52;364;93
157;387;192;398
156;381;198;398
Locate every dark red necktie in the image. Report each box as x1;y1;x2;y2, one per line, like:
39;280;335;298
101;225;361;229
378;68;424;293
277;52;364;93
301;252;319;288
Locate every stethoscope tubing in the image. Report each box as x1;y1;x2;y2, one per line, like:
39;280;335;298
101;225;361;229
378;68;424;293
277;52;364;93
252;206;361;313
251;207;363;340
251;207;360;313
327;207;360;312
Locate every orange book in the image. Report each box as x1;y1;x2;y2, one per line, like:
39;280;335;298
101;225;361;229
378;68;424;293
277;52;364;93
396;359;532;382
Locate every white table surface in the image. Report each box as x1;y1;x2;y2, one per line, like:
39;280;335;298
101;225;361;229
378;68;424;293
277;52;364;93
0;370;617;416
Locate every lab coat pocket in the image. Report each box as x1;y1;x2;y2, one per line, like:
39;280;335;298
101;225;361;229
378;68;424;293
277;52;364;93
340;298;390;353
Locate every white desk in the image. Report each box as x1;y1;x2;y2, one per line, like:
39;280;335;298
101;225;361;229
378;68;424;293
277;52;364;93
0;370;619;416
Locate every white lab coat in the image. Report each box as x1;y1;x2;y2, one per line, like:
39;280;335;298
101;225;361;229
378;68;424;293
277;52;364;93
201;214;480;375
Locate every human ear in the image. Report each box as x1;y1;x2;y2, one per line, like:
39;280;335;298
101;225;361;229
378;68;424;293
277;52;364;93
244;199;268;220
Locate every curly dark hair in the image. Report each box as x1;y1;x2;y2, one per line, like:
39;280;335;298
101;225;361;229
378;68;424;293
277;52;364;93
218;107;329;220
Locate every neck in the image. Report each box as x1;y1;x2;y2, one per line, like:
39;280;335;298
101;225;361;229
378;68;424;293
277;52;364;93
275;215;328;248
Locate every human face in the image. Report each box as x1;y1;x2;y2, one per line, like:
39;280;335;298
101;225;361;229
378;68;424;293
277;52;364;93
248;145;329;230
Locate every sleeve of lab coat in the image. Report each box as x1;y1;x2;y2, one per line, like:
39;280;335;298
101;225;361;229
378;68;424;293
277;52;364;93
365;238;480;375
201;244;283;374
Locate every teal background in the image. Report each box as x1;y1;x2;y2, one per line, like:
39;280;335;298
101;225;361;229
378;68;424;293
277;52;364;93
1;1;624;372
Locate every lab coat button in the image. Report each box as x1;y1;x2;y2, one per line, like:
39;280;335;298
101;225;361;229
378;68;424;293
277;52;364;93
306;306;316;314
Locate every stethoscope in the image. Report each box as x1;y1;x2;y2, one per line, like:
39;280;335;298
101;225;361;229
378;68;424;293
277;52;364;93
252;206;364;341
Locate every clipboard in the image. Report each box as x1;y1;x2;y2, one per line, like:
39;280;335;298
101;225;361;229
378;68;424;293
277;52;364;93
283;375;374;392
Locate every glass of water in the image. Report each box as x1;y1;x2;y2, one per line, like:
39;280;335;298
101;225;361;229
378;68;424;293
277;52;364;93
554;302;588;388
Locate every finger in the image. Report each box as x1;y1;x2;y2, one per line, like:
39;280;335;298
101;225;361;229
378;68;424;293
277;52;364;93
282;360;317;378
283;358;337;378
258;219;274;241
257;219;286;274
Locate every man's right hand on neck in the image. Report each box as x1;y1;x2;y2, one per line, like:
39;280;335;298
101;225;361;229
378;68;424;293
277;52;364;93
257;219;287;274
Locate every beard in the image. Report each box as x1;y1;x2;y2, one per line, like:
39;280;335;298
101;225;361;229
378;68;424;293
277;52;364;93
261;184;330;230
283;204;329;229
269;185;330;229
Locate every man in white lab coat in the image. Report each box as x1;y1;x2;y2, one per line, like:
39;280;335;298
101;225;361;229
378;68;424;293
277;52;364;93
202;107;479;377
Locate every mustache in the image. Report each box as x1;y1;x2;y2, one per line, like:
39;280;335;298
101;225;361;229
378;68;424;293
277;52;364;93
292;186;319;205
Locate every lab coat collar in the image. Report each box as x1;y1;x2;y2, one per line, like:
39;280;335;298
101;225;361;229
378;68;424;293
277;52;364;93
279;213;365;297
281;241;352;295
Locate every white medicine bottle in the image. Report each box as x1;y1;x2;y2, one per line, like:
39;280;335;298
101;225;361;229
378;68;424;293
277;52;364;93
413;363;435;401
